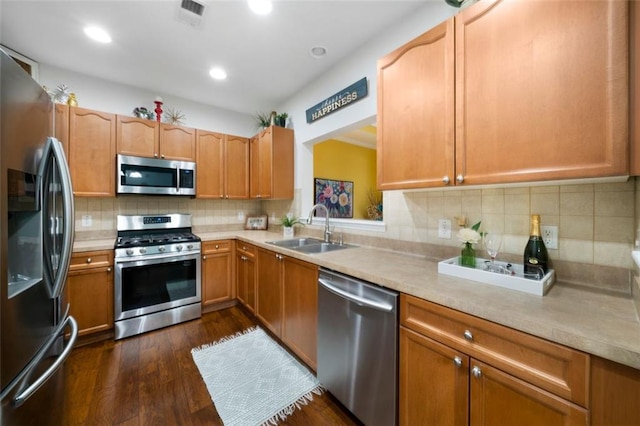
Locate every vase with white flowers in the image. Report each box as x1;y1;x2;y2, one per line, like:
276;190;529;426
457;221;482;268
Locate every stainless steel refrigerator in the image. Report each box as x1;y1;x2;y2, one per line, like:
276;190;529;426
0;48;78;424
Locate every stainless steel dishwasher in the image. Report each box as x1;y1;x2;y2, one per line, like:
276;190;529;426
317;268;398;426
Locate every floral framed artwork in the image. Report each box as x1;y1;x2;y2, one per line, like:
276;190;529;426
314;178;353;218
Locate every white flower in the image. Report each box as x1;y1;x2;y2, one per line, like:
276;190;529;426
458;227;481;245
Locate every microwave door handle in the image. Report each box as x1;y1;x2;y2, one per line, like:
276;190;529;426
176;167;180;193
48;137;75;298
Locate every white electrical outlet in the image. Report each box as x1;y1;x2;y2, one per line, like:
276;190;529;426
541;225;558;249
438;219;452;239
81;215;92;227
237;211;245;221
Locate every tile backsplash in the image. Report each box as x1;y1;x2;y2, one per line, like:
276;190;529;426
75;179;637;273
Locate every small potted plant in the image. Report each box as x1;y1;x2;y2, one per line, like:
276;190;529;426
279;212;302;238
255;111;272;130
457;221;482;268
276;112;288;127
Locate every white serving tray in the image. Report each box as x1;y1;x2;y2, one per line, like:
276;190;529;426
437;257;555;296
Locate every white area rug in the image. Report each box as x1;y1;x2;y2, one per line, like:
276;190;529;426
191;327;324;426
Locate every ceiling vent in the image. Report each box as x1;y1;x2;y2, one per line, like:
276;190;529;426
177;0;207;27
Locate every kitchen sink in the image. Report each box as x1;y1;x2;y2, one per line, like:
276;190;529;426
266;237;324;248
293;242;355;254
266;238;355;254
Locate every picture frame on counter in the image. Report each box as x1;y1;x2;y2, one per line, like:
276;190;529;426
244;214;268;230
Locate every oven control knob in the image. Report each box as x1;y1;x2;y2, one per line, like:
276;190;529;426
126;249;134;256
158;246;166;253
139;248;147;254
187;244;193;250
176;245;183;252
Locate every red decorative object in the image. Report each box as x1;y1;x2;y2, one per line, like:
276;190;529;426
154;97;163;122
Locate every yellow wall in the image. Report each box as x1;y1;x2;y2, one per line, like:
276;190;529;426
313;140;377;219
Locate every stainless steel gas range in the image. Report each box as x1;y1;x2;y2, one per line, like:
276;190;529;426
113;214;201;340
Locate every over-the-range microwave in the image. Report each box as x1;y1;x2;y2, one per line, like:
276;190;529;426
117;154;196;196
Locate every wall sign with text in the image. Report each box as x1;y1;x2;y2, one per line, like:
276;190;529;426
305;77;368;123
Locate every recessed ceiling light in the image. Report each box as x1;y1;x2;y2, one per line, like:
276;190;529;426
310;46;327;59
209;67;227;80
83;26;112;43
248;0;272;15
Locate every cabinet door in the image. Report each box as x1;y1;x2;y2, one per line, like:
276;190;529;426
67;250;113;339
377;18;455;190
456;0;628;185
282;257;318;370
116;115;159;158
196;130;225;198
269;126;294;199
469;360;588;426
159;124;196;161
54;103;69;155
201;241;233;306
631;0;640;175
225;134;250;199
68;107;116;197
249;135;261;198
256;248;282;336
591;356;640;426
257;127;273;198
400;327;469;426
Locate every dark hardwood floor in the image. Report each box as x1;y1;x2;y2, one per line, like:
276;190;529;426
61;307;360;425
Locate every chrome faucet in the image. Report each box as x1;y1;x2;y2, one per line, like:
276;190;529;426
307;203;332;243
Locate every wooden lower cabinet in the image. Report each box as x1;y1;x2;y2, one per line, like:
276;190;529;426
201;240;234;308
400;294;589;425
67;250;114;336
591;356;640;426
235;242;256;313
282;257;318;371
256;247;283;336
254;247;318;369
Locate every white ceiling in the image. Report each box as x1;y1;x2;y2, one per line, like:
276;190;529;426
0;0;434;120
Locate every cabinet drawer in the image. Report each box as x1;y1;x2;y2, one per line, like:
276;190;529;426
401;294;589;407
202;240;231;254
70;250;113;271
236;242;256;258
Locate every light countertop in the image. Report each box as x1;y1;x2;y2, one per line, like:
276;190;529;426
75;231;640;370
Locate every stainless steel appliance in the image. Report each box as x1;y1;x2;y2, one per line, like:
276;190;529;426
1;49;78;423
317;268;398;426
117;154;196;196
114;214;201;340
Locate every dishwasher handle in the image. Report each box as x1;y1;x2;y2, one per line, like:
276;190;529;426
319;278;394;313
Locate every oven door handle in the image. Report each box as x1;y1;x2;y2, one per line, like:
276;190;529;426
115;251;200;265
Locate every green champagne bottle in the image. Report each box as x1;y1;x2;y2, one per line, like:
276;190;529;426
523;214;548;275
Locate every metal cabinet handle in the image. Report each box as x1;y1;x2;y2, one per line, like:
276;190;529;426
442;176;450;185
86;258;92;264
463;330;473;341
241;256;247;261
456;174;464;183
472;366;482;379
154;153;158;158
215;244;219;249
107;267;112;272
203;255;207;260
453;356;463;368
161;154;165;159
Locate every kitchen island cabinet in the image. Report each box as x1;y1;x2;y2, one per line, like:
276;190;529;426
68;107;116;196
250;125;294;200
201;240;234;310
67;250;114;338
378;0;629;189
116;115;195;161
400;294;589;425
196;130;250;199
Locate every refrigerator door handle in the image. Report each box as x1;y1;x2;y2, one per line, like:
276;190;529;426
12;315;78;407
47;137;75;298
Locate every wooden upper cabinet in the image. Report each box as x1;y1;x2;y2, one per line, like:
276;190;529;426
631;0;640;175
116;116;159;158
54;103;69;155
160;124;196;161
68;107;116;197
250;126;293;199
196;131;249;199
196;130;225;198
116;116;195;161
455;0;629;185
225;134;250;199
377;18;455;190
